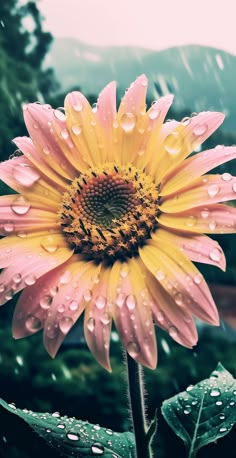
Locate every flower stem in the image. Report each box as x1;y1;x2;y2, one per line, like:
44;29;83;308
126;353;156;458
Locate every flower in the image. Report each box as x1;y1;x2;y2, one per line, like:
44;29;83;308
1;74;236;371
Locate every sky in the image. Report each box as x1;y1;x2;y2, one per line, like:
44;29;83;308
38;0;236;55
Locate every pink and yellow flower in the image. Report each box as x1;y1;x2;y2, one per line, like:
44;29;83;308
1;75;236;371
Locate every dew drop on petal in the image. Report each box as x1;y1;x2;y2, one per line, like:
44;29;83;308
209;221;216;231
71;124;82;135
11;196;31;215
183;405;192;414
13;164;40;187
207;184;220;197
84;289;92;302
59;317;74;334
174;292;184;306
156;311;165;323
39;295;52;310
193;123;208;136
219;427;227;433
126;294;137;310
60;271;71;284
156;270;165;281
57;424;65;429
54;109;66;121
120;262;129;278
120;113;136;132
169;326;178;339
194;273;202;285
4;222;14;232
148;108;159;120
186;216;197;227
67;432;80;441
100;313;110;325
69;300;79;311
46;324;59;339
24;274;36;286
25;315;41;332
91;443;104;455
57;304;65;313
232;182;236;193
13;273;22;284
216;401;223;406
42;146;50;155
73;102;83;112
164;132;182;155
209;248;221;262
210;389;221;397
60;129;69;140
95;295;106;309
222;172;232;181
181;117;191;126
87;317;95;332
201;209;209;219
116;292;125;308
127;341;140;358
40;235;58;253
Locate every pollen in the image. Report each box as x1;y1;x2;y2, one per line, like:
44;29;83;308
58;163;159;263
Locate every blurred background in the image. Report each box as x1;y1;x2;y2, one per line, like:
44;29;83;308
0;1;236;456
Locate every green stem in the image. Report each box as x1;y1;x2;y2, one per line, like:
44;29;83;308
126;353;156;458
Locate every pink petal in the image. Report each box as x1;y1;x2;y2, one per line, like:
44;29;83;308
139;238;219;326
149;111;225;183
118;74;148;118
0;233;73;305
161;174;236;213
152;228;226;271
0;194;57;236
159;203;236;237
109;258;157;369
83;266;112;372
23;103;80;179
96;81;116;131
0;156;61;208
161;146;236;195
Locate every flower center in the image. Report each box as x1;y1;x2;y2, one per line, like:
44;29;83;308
58;163;159;263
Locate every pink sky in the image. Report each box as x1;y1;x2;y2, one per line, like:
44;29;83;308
39;0;236;54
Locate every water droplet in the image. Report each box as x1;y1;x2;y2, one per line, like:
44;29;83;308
52;411;60;417
116;293;125;308
59;317;74;334
100;313;110;325
216;400;223;406
174;292;184;306
11;196;31;215
60;128;69;139
209;221;216;231
73;102;83;112
207;184;220;197
219;414;225;420
183;405;191;414
127;341;140;358
71;124;82;135
156;311;164;323
17;230;27;238
181;116;191;126
8;403;16;410
169;326;178;339
126;295;137;310
193;123;208;136
57;304;65;313
209;248;221;262
105;429;113;435
84;290;92;302
57;424;65;429
219;427;227;433
120;113;136;132
232;182;236;193
156;270;165;281
95;295;106;309
25;274;36;286
210;389;221;397
186;216;197;227
42;146;50;155
40;236;58;253
13;273;22;284
46;324;59;339
60;271;71;284
0;283;5;293
67;432;80;441
39;295;52;310
222;172;232;181
25;315;41;332
87;317;95;332
186;385;194;392
91;443;104;455
54;109;66;121
69;300;79;311
194;273;202;285
201;209;209;219
164;132;182;155
148;108;159;120
13;164;40;187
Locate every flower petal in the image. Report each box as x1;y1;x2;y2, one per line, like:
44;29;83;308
161;146;236;195
139;238;219;326
160;174;236;212
109;258;157;369
148;111;225;183
23;103;80;179
0;232;73;304
158;203;236;236
152;228;226;271
0;156;61;208
0;194;57;236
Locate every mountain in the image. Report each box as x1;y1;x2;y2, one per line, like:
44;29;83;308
46;38;236;132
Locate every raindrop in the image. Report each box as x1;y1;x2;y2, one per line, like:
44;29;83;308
209;248;221;262
201;209;209;219
60;271;71;284
42;146;50;155
232;182;236;193
156;270;165;281
52;412;60;417
120;113;136;132
25;275;36;286
46;324;59;339
120;263;129;277
13;273;22;284
57;424;65;429
209;221;216;231
174;292;184;306
219;414;225;420
169;326;178;338
57;304;65;313
127;341;140;358
210;388;221;397
219;427;227;433
11;196;31;215
222;172;232;181
87;317;95;332
39;295;52;310
8;403;16;410
183;405;191;414
116;293;125;308
207;184;220;197
84;290;92;302
186;216;197;227
193;123;208;136
216;401;223;406
100;313;110;325
91;443;104;455
164;132;182;155
105;429;113;435
126;295;137;310
181;117;191;126
40;236;58;253
25;315;41;332
67;432;80;441
73;102;83;112
156;311;164;323
60;129;69;140
59;317;74;334
186;385;194;392
71;124;82;135
95;295;106;309
194;274;202;285
54;109;66;121
69;300;79;311
148;108;159;120
4;222;14;232
13;164;40;187
94;425;101;430
17;230;27;238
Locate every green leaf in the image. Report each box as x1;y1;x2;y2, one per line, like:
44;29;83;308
161;363;236;457
0;398;135;457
